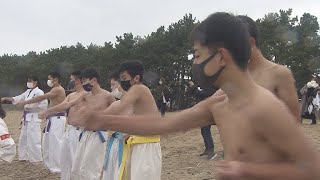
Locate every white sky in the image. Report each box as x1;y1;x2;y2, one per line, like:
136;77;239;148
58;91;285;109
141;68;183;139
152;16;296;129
0;0;319;55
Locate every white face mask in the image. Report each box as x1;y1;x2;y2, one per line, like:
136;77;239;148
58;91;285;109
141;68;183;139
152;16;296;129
111;88;123;99
47;80;54;87
26;82;34;89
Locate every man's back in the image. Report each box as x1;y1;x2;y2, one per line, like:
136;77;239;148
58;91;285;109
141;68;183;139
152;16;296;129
249;59;300;120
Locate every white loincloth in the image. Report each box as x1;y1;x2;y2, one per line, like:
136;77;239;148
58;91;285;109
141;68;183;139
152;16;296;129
71;130;108;180
18;112;42;162
42;113;66;173
129;142;162;180
0;118;16;163
118;136;162;180
60;125;81;180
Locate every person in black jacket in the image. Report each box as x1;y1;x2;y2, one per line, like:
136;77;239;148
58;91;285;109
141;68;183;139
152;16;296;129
154;78;171;116
188;81;217;160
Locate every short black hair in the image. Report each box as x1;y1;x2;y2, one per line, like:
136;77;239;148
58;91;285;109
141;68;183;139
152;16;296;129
71;71;82;80
108;71;120;83
190;12;251;70
81;67;101;84
48;71;61;83
119;60;144;82
238;15;260;48
28;75;42;89
0;99;6;119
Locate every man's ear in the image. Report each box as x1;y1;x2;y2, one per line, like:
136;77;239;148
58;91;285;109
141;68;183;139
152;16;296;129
134;75;141;83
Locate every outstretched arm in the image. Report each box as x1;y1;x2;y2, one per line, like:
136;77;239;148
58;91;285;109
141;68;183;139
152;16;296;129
54;92;87;111
16;89;58;106
2;90;27;104
1;97;14;103
39;94;71;119
72;97;215;135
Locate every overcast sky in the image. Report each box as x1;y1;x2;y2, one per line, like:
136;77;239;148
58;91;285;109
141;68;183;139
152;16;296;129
1;0;319;55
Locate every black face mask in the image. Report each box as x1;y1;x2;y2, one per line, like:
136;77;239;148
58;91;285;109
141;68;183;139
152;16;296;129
192;51;225;89
121;80;132;91
82;82;93;92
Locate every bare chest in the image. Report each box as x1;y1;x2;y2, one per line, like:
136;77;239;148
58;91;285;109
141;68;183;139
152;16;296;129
85;95;109;111
133;98;158;115
212;102;281;162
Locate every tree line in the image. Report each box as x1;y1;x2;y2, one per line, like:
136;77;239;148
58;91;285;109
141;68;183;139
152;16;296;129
0;9;319;110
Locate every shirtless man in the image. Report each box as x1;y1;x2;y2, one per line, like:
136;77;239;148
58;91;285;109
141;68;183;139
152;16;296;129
102;71;132;180
69;13;320;180
238;15;300;121
70;61;162;180
17;71;66;173
67;67;115;180
38;71;85;180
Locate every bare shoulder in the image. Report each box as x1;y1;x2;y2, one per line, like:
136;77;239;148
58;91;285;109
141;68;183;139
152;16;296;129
101;89;114;98
272;64;294;81
49;86;60;93
51;86;65;94
66;92;77;100
109;100;120;108
133;84;150;92
102;89;116;102
213;88;225;96
111;100;120;106
253;87;296;124
127;84;152;96
58;86;66;92
204;90;227;109
102;89;111;95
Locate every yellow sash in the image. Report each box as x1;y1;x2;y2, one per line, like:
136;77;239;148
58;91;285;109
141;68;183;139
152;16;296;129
118;135;160;180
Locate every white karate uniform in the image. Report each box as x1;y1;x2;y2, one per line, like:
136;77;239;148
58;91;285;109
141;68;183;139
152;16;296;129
102;133;123;180
42;112;66;173
71;130;108;180
60;125;81;180
103;101;132;180
0;118;16;163
12;87;48;162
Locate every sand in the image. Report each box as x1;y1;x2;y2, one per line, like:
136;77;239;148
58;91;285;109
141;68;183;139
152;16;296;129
1;110;319;180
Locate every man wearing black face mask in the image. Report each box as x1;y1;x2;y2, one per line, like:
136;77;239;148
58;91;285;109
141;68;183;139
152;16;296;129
69;13;320;180
69;61;162;180
74;68;115;180
58;67;115;179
